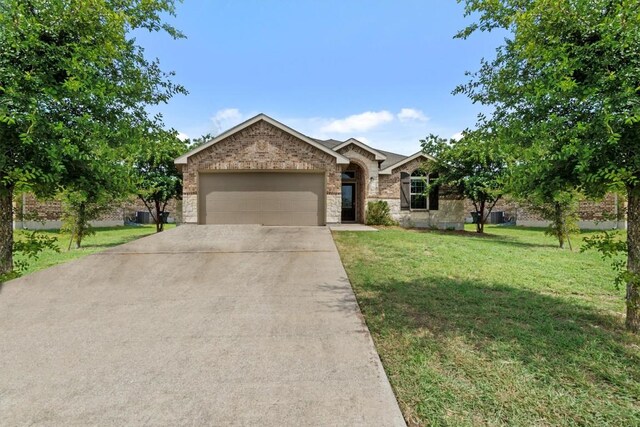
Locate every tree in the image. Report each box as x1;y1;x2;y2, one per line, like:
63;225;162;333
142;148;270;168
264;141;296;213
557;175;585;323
60;144;129;248
0;0;186;277
60;190;114;249
457;0;640;331
525;190;581;250
421;131;507;233
508;146;582;249
131;130;186;232
187;132;215;150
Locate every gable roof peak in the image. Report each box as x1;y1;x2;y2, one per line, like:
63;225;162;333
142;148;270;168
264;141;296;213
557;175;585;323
379;151;437;175
175;113;349;165
332;138;387;161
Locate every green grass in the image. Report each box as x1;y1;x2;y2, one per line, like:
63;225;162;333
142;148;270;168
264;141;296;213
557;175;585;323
14;224;174;275
333;225;640;426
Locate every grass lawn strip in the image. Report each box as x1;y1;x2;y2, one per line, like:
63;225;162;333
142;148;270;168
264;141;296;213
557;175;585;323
13;225;173;275
333;225;640;426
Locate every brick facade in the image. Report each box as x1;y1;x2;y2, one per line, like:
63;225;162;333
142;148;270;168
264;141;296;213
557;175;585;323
181;120;342;223
378;157;427;199
178;115;466;229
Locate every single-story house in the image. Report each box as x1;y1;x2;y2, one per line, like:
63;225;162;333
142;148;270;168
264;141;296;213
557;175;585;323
174;113;465;229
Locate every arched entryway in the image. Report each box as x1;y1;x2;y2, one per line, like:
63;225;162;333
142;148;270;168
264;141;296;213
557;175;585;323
341;162;367;223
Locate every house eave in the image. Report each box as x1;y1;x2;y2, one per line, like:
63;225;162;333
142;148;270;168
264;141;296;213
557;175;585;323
332;138;387;161
379;152;437;175
175;114;350;165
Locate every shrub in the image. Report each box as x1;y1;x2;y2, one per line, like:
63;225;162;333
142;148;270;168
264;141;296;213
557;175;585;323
365;201;397;226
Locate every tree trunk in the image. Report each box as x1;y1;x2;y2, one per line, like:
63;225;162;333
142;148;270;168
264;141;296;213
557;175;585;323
476;200;485;233
555;202;565;249
74;202;86;249
626;185;640;333
0;184;14;276
155;199;163;233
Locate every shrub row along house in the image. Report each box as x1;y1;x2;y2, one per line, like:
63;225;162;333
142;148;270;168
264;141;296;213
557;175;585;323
174;114;465;229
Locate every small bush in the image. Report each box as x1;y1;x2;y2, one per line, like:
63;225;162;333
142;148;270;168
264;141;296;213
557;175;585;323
365;201;398;226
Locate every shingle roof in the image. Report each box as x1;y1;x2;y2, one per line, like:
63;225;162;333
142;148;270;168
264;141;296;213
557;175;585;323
314;139;409;170
313;139;342;149
377;149;408;170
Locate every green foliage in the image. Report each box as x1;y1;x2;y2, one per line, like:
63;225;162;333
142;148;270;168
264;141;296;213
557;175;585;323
457;0;640;331
421;130;507;233
524;190;581;249
455;0;640;209
0;0;186;194
59;140;130;248
0;0;186;273
583;231;635;290
59;189;116;249
130;130;187;232
186;132;215;150
0;231;58;283
365;201;397;226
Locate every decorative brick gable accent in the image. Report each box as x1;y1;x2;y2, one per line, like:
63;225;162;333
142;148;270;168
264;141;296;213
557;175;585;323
336;144;380;197
183;120;341;195
181;120;342;223
336;144;376;162
379;158;431;199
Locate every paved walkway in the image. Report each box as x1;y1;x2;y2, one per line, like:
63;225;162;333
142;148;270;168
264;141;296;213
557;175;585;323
0;225;405;426
328;223;379;231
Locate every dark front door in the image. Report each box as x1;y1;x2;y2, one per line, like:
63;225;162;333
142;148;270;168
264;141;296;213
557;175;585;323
341;183;356;222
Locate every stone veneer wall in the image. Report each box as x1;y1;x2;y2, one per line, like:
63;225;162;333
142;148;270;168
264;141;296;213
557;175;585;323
377;157;465;229
182;120;342;224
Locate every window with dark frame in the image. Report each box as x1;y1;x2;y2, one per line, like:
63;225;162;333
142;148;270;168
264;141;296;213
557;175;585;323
341;171;356;180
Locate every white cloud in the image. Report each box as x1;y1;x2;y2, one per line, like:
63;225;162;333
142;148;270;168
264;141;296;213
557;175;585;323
211;108;244;133
176;131;189;141
321;111;394;133
451;131;464;140
212;108;242;122
397;108;428;122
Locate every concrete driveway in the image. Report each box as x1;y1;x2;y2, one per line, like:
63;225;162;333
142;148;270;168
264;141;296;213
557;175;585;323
0;225;405;426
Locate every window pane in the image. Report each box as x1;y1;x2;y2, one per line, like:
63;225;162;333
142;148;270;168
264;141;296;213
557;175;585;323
411;194;426;209
411;178;425;194
341;171;355;179
341;185;353;208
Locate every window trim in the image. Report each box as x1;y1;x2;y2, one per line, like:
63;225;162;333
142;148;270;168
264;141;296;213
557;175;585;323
410;173;428;210
409;169;438;211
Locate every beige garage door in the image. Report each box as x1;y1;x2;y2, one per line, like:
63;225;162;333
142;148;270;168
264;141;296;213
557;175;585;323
199;172;325;226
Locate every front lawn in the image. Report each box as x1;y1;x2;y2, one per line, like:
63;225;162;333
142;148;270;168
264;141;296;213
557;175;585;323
333;225;640;426
13;224;174;276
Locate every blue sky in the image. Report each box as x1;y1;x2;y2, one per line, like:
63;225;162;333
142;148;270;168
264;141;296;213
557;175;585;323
136;1;505;155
